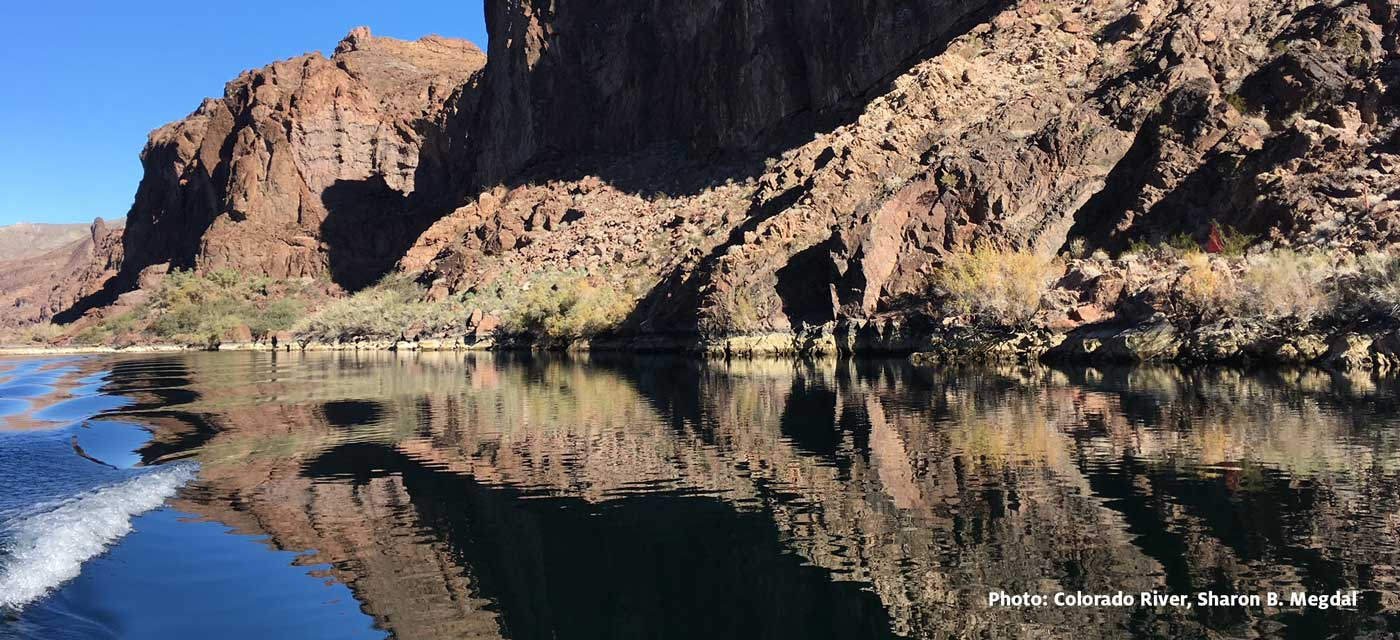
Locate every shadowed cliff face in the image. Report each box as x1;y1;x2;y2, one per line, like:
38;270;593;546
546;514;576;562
463;0;1005;187
68;352;1400;639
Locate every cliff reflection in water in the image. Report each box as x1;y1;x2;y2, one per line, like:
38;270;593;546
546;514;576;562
110;353;1400;639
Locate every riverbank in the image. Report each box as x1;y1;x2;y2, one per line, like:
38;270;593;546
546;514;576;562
9;244;1400;374
6;314;1400;376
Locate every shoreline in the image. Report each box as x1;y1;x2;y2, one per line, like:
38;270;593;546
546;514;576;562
5;315;1399;374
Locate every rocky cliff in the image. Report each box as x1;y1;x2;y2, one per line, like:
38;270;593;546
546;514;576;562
409;0;1398;340
54;27;484;325
23;0;1400;350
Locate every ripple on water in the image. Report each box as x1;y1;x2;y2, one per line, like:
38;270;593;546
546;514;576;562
0;399;27;419
32;395;132;424
0;385;53;400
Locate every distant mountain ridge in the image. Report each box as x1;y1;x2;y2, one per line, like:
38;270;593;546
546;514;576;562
0;219;123;262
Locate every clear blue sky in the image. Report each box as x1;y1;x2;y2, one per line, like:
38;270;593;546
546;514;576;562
0;1;487;227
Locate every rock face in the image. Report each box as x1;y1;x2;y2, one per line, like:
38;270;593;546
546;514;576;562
462;0;1006;187
21;0;1400;348
117;28;483;294
408;0;1400;342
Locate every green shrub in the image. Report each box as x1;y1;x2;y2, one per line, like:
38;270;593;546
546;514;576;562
1125;237;1156;256
930;241;1059;326
1166;233;1201;255
141;269;301;345
1225;93;1254;115
1214;224;1256;257
61;268;322;346
1123;234;1199;259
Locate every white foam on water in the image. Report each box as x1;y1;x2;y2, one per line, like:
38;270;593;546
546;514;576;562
0;463;198;609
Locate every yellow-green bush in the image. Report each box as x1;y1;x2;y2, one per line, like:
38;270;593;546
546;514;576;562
1235;250;1334;321
500;272;633;339
930;241;1059;326
67;269;315;346
295;275;465;342
141;269;306;345
1177;253;1237;317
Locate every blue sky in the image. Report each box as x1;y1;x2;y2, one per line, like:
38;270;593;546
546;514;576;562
0;1;487;227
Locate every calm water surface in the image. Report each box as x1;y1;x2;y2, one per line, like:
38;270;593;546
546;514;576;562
1;352;1398;639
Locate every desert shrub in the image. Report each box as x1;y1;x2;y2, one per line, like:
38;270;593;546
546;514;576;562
1123;233;1200;259
140;269;304;345
1341;252;1400;319
249;297;305;338
1125;237;1156;257
930;241;1059;326
1235;250;1334;321
1066;237;1088;259
1166;233;1202;255
501;272;633;339
1225;93;1254;115
0;322;65;345
295;275;465;342
1176;253;1237;317
1214;224;1256;257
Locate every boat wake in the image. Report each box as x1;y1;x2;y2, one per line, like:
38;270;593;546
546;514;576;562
0;463;198;609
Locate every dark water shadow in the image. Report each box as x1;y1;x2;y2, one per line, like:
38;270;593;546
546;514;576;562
303;441;899;640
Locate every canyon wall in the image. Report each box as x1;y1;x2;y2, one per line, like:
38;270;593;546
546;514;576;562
409;0;1400;339
19;0;1400;344
461;0;1004;186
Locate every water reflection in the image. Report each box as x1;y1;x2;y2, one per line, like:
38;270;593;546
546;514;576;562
86;353;1400;638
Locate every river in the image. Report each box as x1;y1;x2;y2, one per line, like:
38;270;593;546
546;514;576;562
0;352;1397;639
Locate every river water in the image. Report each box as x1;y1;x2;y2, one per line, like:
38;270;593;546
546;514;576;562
0;352;1397;639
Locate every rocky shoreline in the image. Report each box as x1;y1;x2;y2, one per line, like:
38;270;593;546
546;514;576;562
8;315;1398;376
